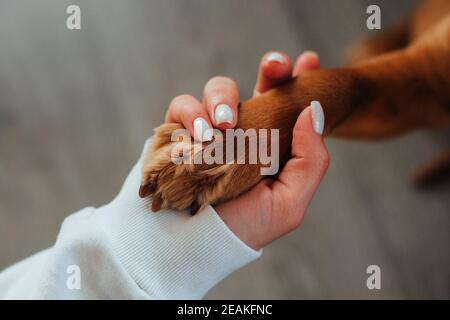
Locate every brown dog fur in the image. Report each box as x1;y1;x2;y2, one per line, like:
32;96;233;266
140;0;450;214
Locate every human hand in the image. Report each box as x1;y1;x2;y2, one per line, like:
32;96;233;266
165;51;328;250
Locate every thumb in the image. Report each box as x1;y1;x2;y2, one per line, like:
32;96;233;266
272;101;329;216
291;100;327;162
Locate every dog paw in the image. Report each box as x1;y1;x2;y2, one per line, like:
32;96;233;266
139;123;263;214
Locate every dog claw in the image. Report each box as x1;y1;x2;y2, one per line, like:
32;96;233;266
139;180;156;198
189;201;201;216
151;193;163;212
139;185;150;198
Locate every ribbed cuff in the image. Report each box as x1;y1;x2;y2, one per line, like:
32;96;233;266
94;195;262;299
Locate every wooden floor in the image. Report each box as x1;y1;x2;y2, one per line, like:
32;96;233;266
0;0;449;299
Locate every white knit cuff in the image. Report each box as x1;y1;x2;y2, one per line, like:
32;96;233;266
94;196;262;299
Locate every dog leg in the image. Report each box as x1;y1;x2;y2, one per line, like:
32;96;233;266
140;16;450;212
347;22;411;66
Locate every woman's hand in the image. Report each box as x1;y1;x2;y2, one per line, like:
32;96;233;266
165;51;328;250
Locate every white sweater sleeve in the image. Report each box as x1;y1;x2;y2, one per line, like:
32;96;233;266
0;140;261;299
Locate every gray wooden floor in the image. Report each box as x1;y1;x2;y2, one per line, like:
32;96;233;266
0;0;449;299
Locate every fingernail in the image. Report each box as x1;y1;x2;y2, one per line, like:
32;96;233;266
193;117;213;142
266;52;286;64
303;50;318;59
311;100;324;135
214;104;233;124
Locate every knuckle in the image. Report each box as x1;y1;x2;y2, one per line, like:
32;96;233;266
209;75;232;84
206;76;238;94
225;77;238;88
210;92;228;104
204;77;239;108
168;94;204;124
170;94;193;107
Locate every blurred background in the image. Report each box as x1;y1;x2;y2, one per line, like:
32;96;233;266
0;0;449;299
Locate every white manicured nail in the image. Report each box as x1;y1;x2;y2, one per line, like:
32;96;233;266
303;50;319;58
266;52;286;64
311;100;325;135
214;104;233;124
193;117;213;142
